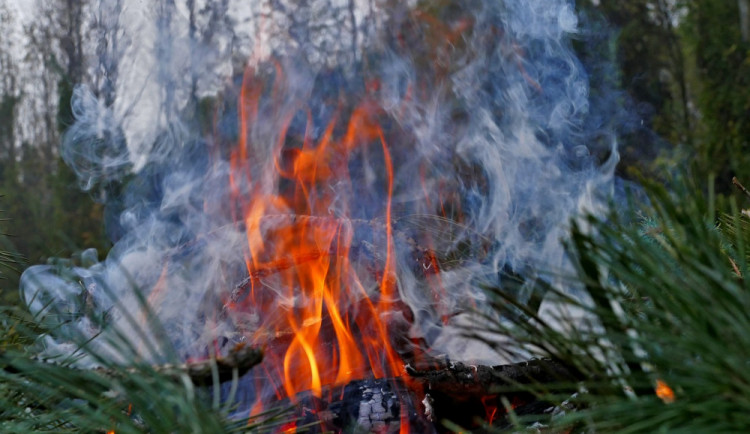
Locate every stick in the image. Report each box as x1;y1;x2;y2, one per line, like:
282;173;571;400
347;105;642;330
94;343;263;384
732;177;750;201
2;343;263;385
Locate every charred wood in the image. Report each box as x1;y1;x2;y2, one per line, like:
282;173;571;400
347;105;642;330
407;358;578;394
407;358;580;430
279;377;435;433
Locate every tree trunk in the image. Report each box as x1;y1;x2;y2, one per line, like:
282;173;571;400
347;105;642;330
740;0;750;42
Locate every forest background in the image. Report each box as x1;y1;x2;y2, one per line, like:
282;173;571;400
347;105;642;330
0;0;748;305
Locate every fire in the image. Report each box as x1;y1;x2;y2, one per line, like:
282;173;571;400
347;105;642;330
226;65;405;406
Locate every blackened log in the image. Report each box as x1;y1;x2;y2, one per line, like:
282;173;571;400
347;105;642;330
407;358;580;430
407;358;578;395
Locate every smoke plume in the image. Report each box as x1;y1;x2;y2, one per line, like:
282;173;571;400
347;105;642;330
21;0;618;407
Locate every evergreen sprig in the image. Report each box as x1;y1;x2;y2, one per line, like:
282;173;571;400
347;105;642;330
473;176;750;432
0;282;288;433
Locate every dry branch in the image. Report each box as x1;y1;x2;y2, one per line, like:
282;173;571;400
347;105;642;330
1;343;263;384
732;176;750;200
94;343;263;384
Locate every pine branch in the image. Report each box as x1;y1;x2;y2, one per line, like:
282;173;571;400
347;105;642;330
469;176;750;432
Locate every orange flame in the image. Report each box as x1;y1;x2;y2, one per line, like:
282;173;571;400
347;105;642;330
226;64;406;411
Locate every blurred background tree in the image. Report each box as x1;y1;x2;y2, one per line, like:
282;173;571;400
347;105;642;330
0;1;110;305
577;0;750;193
681;0;750;192
576;0;691;178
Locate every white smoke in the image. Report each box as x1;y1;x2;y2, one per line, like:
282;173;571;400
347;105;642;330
22;0;617;400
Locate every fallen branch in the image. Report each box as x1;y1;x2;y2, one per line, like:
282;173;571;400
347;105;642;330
2;343;263;386
94;343;263;384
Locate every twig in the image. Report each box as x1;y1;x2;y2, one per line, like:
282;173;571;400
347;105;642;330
732;177;750;201
729;256;743;278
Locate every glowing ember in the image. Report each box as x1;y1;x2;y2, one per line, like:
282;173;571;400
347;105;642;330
481;395;499;425
655;379;675;404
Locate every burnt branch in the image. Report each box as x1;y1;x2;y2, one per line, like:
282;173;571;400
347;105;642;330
406;358;578;396
407;358;581;429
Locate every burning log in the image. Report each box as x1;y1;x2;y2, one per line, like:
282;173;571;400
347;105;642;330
407;358;579;429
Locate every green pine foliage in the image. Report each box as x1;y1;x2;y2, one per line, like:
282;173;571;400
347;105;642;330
0;286;290;433
0;196;291;432
474;177;750;432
